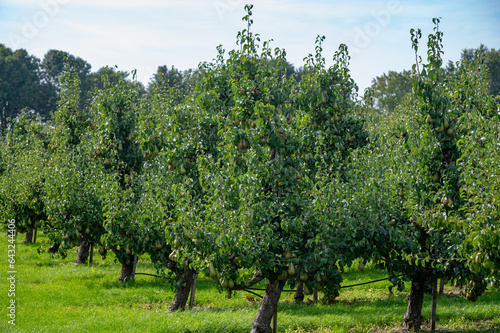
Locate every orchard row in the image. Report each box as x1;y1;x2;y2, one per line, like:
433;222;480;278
1;11;499;333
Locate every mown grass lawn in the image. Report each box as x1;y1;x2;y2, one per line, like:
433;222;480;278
1;234;499;333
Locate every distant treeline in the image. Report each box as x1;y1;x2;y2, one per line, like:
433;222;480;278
1;43;498;134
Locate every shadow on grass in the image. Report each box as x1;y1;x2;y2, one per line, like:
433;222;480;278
34;259;62;267
277;291;500;333
100;278;172;290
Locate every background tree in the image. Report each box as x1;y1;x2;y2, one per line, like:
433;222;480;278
366;70;412;114
0;44;42;135
87;66;133;94
40;49;92;108
265;58;295;80
147;65;184;92
484;48;500;96
460;44;500;96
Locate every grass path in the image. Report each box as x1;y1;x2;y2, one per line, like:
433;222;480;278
1;234;499;332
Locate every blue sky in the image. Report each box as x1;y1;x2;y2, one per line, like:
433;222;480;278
1;0;499;93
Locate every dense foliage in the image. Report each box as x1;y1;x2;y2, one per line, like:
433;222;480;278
1;8;499;333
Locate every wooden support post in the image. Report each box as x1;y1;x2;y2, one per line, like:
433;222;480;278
431;276;438;331
33;228;37;243
431;244;438;331
272;307;277;333
313;289;318;303
132;254;138;279
189;270;199;309
439;278;445;295
89;242;94;265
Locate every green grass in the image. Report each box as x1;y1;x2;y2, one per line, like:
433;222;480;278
1;234;499;333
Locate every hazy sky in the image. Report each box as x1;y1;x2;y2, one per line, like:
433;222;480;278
1;0;499;93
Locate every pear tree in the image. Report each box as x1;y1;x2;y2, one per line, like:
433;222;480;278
191;6;368;332
367;19;495;330
131;83;219;310
0;113;49;244
43;69;106;262
90;73;145;282
455;54;500;293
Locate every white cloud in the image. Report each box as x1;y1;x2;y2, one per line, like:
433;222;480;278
1;0;499;92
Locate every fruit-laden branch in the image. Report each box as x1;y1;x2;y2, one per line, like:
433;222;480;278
232;274;265;291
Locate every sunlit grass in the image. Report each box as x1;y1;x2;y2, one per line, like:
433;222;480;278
1;234;498;332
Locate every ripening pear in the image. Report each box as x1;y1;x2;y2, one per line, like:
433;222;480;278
277;270;288;281
358;261;365;271
432;173;440;182
483;259;496;270
209;263;217;280
174;237;181;248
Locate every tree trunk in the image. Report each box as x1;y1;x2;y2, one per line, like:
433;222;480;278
189;270;199;310
24;229;34;243
168;268;196;311
251;278;286;333
75;236;90;264
118;256;135;282
48;242;60;253
294;281;304;303
404;274;426;330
